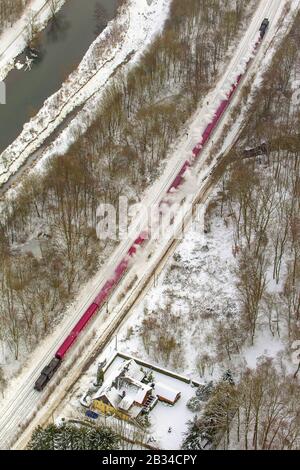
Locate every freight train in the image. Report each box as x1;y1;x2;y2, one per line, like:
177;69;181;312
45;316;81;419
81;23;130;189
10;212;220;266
34;19;269;392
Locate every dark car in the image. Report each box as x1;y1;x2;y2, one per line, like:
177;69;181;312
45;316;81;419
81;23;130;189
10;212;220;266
34;374;48;392
259;18;269;38
34;358;61;391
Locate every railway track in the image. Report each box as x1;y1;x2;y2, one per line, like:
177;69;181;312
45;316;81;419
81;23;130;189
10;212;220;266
0;0;294;450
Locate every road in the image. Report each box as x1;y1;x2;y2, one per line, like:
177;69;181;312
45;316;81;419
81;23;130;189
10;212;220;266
0;0;292;450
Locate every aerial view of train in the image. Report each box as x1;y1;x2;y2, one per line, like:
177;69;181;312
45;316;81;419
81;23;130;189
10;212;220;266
34;19;270;392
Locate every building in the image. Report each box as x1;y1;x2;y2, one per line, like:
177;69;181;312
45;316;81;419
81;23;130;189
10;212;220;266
153;382;181;405
91;358;180;420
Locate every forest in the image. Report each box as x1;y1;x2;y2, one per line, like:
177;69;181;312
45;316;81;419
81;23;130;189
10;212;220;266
27;422;120;450
179;9;300;450
0;0;30;34
0;0;255;386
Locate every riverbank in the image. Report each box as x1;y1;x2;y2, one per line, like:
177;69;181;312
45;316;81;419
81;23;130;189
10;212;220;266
0;0;119;158
0;0;68;81
0;0;171;189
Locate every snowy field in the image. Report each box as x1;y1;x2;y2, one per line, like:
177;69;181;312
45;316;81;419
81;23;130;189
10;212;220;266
116;209;238;380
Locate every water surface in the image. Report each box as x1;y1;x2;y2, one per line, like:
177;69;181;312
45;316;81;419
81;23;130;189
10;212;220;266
0;0;118;153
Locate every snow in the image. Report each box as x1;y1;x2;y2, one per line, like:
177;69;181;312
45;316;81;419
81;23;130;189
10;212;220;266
117;211;238;381
153;382;180;402
0;0;66;81
0;0;171;187
15;61;24;70
54;352;200;450
243;331;284;369
92;358;148;405
0;0;299;451
150;377;196;450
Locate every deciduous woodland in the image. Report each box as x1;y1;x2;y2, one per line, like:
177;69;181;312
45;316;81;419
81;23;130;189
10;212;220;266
0;0;30;34
137;10;300;450
0;0;255;379
221;12;300;351
183;362;300;450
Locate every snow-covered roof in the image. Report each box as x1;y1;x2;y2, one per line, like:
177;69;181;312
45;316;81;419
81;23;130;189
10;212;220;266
126;377;152;404
118;395;134;411
129;405;144;419
154;382;180;403
125;359;145;382
99;387;120;409
93;359;150;414
93;359;145;401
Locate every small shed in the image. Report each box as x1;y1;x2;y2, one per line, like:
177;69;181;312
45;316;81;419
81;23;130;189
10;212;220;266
153;382;181;405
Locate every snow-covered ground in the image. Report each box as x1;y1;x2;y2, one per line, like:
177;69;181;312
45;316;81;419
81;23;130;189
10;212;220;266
0;0;66;81
48;169;296;449
117;212;237;380
116;191;293;380
54;351;200;450
0;0;298;451
0;0;171;187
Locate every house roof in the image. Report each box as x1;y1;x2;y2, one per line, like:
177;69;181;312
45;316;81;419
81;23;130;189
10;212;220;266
153;381;180;402
93;359;150;414
128;378;152;404
98;387;120;409
125;359;145;382
93;359;145;401
118;395;134;411
130;405;144;418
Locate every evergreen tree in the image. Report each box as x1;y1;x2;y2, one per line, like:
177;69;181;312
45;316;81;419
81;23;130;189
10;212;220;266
181;417;210;450
186;396;202;412
27;423;120;450
196;381;214;401
96;366;105;386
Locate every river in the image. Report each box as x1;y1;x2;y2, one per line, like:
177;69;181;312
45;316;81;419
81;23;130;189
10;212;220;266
0;0;118;154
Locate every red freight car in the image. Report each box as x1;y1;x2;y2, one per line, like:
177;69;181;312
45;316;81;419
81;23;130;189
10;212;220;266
168;160;191;192
55;303;99;360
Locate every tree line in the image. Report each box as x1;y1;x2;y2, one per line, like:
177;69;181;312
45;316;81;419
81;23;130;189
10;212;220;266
216;10;300;352
27;422;120;450
181;9;300;450
0;0;29;34
182;359;300;450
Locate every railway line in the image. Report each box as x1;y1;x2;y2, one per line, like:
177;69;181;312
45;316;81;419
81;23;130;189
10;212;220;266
0;0;292;450
33;8;271;391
